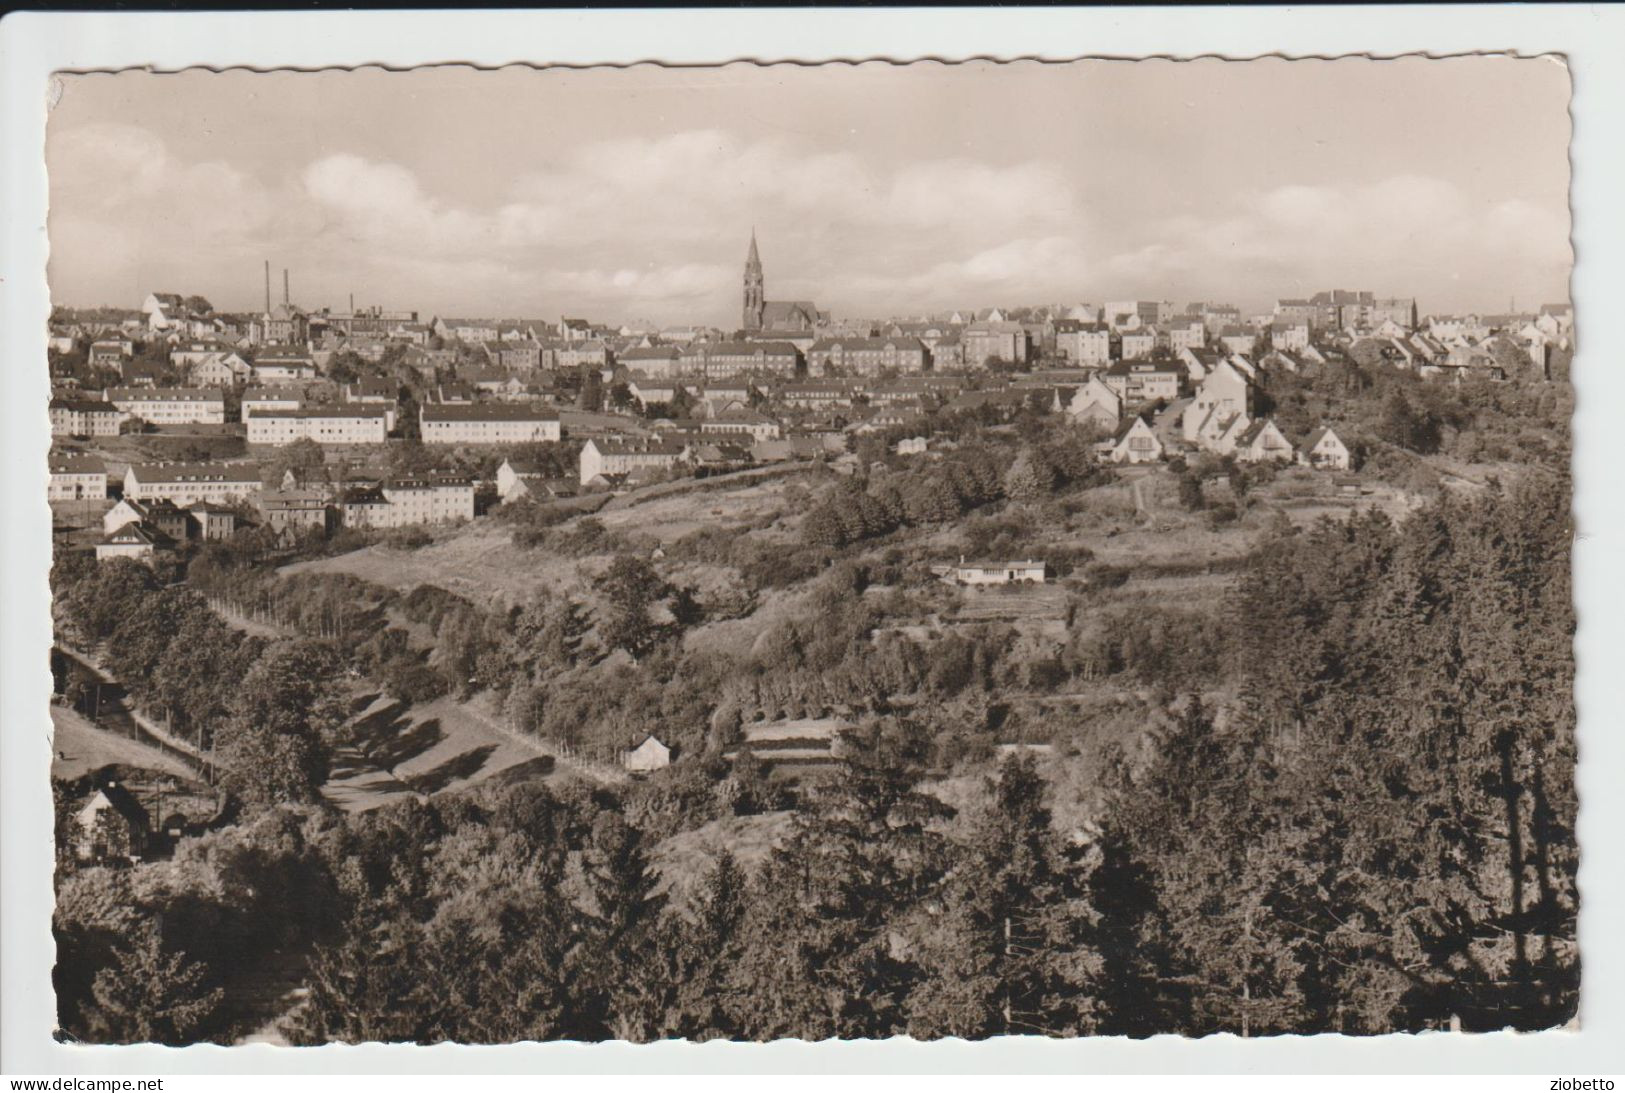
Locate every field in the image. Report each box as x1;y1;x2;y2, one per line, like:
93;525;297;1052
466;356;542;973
282;523;588;609
50;704;196;782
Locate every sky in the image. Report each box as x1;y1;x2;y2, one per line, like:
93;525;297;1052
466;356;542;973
46;57;1573;326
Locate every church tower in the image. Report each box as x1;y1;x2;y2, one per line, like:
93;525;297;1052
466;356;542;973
743;229;765;332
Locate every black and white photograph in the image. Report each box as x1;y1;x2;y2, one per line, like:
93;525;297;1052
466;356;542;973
6;12;1613;1073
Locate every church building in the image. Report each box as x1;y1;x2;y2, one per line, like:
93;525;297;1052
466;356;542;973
741;231;825;334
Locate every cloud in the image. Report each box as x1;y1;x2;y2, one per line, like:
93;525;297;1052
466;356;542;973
1103;175;1572;307
47;123;1567;321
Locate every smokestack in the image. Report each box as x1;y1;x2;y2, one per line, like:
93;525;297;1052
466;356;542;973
349;292;355;314
283;269;290;307
264;260;271;314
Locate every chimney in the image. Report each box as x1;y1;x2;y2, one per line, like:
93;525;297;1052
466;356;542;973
283;269;290;307
263;260;271;314
349;292;355;314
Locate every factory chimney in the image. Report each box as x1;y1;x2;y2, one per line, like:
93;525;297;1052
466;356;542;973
283;269;290;307
263;260;271;314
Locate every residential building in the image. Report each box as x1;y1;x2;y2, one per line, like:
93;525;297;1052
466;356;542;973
1218;325;1259;357
1183;360;1255;445
1371;297;1418;331
1270;321;1311;353
618;346;682;377
1054;375;1122;430
962;322;1029;368
1101;359;1181;404
88;341;130;368
1052;321;1115;366
96;522;165;565
105;387;225;426
700;409;781;443
774;381;861;409
242;386;305;418
1234;419;1296;464
579;437;689;486
340;475;475;528
1120;327;1158;360
1299;426;1353;470
50;397;122;438
71;783;150;862
805;336;928;377
419;403;562;445
186;503;238;541
555;339;611;371
683;341;801;380
944;559;1048;586
1274;298;1319;329
184;351;251;388
246;406;391;446
256;490;334;537
1106;415;1165;464
252;346;318;383
48;452;108;502
124;461;261;506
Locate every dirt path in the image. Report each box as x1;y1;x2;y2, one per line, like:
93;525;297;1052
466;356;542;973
50;704;197;781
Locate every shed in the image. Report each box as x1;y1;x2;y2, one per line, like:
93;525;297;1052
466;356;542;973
624;734;673;774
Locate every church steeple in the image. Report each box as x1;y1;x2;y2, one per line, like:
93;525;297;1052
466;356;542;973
743;228;765;332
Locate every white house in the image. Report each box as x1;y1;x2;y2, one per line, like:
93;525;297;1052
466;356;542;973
1183;360;1254;445
579;437;689;486
1298;426;1352;470
945;559;1049;585
1107;416;1164;464
49;452;108;502
96;522;162;564
1055;375;1122;430
1234;419;1296;464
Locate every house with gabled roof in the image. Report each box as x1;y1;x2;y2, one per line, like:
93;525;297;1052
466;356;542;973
1234;418;1295;464
1298;425;1352;470
1183;360;1253;445
1103;414;1164;464
96;521;166;565
1054;374;1122;430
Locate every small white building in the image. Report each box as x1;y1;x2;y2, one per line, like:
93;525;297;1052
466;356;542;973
946;559;1049;586
625;735;673;773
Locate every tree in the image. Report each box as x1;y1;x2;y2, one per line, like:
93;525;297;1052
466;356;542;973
1003;449;1058;501
910;755;1103;1038
214;640;345;810
729;721;953;1039
569;811;669;1040
85;923;224;1045
595;554;670;659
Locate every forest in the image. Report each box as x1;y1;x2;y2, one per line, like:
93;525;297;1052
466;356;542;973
51;469;1576;1042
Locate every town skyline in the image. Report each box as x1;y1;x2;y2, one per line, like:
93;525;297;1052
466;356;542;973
46;57;1572;325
